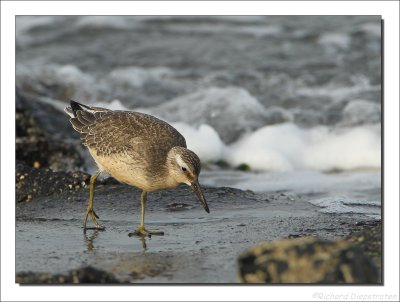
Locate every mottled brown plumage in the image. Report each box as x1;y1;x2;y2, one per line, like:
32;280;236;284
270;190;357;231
65;100;209;237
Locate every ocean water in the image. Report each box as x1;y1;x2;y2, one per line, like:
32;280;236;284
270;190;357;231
15;16;381;217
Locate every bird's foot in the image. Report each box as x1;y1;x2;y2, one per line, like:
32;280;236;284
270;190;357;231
83;208;105;231
128;226;164;238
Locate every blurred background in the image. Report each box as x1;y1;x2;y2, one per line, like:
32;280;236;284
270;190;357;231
16;16;381;205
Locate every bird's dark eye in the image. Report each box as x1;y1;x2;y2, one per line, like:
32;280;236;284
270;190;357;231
181;167;187;172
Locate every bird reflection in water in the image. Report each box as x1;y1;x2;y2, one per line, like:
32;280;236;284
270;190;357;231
129;232;148;249
84;229;149;251
84;229;101;252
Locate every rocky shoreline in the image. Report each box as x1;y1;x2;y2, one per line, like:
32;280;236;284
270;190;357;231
15;94;382;283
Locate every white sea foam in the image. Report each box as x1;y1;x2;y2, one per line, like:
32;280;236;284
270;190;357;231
171;123;225;163
226;123;305;172
175;122;381;173
226;123;381;172
302;125;381;171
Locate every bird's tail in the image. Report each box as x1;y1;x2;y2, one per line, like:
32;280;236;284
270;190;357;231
64;100;111;133
64;100;81;118
64;100;112;118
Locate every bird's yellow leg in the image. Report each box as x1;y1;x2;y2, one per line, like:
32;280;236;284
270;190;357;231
83;171;105;230
131;191;164;237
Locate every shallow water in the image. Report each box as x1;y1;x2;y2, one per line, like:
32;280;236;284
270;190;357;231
201;169;381;220
16;185;377;282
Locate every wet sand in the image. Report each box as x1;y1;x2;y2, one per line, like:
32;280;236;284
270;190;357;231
16;181;380;283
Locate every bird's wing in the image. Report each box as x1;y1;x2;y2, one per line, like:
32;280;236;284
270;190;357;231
81;111;186;157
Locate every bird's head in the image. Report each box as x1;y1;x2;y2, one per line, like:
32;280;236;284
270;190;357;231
167;146;209;213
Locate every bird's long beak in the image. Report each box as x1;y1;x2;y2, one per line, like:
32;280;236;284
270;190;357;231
191;180;210;213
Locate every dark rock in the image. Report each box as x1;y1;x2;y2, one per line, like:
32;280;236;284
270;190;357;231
346;223;382;274
16;90;83;172
238;237;379;283
16;90;80;141
16;266;123;284
235;163;251;171
16;134;83;172
16;160;90;203
213;159;230;169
